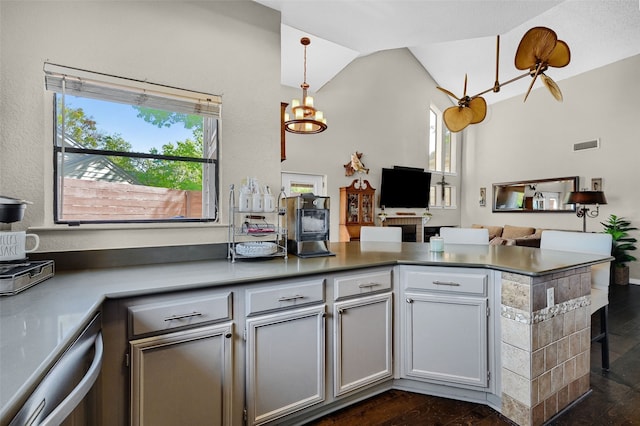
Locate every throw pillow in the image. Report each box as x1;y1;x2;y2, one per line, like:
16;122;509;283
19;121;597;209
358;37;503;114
502;225;535;239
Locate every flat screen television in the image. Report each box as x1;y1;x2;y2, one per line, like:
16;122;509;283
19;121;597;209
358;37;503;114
379;167;431;208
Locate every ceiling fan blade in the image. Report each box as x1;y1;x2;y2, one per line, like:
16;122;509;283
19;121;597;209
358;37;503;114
541;74;563;101
443;106;474;132
546;40;571;68
437;86;460;100
523;62;543;102
515;27;558;70
468;97;487;124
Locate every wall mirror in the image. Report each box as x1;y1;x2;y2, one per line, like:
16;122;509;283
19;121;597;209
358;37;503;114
493;176;578;213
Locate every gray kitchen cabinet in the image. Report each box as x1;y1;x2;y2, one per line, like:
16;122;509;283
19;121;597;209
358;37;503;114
400;266;490;389
331;268;393;397
245;278;326;426
127;291;235;426
333;292;393;396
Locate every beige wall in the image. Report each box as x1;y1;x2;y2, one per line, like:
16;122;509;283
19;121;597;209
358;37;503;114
461;54;640;282
0;1;281;251
2;2;637;282
281;48;462;240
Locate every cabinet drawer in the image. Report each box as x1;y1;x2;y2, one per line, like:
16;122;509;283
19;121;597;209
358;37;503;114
246;278;324;315
334;269;392;300
403;268;487;295
129;292;232;337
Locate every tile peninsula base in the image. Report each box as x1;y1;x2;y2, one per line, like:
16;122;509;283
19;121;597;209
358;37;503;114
500;268;591;426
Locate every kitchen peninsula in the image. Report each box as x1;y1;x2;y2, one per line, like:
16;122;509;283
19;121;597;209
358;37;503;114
0;242;611;426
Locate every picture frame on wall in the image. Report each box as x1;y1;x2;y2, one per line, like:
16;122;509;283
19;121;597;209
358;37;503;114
591;178;603;191
479;187;486;207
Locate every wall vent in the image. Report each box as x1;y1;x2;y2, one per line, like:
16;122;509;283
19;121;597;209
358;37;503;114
573;139;600;152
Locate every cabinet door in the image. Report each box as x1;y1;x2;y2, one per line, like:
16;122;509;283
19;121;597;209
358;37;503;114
334;292;392;397
246;305;325;426
403;292;488;388
347;193;359;223
130;322;233;426
360;192;373;224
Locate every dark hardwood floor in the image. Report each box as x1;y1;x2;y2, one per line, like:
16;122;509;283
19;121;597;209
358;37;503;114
307;283;640;425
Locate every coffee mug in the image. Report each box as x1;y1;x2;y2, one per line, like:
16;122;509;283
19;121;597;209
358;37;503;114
0;231;40;261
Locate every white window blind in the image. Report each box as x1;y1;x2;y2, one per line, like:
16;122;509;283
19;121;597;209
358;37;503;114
44;63;221;117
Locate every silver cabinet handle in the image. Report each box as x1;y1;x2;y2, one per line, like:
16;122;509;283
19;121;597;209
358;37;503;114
406;298;413;303
358;282;381;289
278;294;305;302
433;280;461;287
163;312;203;321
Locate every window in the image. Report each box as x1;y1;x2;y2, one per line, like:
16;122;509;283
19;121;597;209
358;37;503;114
428;106;457;208
44;63;221;224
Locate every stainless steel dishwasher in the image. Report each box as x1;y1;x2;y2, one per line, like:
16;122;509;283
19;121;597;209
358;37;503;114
9;313;103;426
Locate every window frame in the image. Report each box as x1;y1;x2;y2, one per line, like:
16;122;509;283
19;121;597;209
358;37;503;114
428;105;458;209
45;63;221;225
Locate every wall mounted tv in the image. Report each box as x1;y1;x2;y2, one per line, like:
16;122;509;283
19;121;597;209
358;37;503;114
379;167;431;208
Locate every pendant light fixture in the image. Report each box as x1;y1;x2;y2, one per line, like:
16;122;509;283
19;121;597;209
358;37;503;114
284;37;327;134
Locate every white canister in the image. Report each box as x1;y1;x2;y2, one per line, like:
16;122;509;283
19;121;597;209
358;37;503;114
429;234;444;252
252;193;264;212
263;194;276;212
239;192;252;212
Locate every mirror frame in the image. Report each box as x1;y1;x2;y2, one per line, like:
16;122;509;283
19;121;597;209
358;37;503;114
492;176;579;213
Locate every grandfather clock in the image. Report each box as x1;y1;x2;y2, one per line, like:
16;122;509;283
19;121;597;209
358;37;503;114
339;179;375;241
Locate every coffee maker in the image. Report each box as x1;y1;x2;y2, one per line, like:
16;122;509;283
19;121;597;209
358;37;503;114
285;193;334;258
0;196;54;295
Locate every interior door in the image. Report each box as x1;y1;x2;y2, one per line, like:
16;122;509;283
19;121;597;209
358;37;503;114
281;172;326;196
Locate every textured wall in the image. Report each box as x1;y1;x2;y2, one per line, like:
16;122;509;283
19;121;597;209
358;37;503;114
0;1;281;251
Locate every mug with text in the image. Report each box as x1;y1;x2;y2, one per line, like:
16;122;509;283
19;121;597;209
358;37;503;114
0;231;40;261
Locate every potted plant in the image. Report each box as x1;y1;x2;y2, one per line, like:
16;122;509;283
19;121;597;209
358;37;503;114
601;214;638;285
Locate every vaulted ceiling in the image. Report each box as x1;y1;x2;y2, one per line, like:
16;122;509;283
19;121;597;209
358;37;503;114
256;0;640;104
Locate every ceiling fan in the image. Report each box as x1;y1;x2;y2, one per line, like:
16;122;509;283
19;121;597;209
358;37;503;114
437;26;571;132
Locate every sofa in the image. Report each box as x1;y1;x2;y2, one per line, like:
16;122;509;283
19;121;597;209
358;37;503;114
471;224;543;247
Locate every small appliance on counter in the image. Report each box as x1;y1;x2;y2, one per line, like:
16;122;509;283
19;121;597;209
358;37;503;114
0;195;54;296
285;193;334;258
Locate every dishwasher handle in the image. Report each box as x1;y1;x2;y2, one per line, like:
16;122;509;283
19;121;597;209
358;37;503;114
40;331;103;426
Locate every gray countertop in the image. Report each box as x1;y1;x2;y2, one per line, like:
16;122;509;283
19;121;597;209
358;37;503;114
0;242;611;421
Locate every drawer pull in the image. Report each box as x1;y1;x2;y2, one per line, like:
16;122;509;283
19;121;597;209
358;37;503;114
358;282;381;289
432;280;461;287
406;298;413;304
277;294;305;302
163;312;203;322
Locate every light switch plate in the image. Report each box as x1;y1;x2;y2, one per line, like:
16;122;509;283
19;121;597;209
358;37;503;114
547;288;554;307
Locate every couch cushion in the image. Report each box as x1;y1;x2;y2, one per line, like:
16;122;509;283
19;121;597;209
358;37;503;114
472;224;503;239
502;225;536;239
489;237;508;245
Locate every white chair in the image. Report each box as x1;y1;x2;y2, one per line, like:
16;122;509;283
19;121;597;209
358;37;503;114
540;230;613;370
440;227;489;245
359;226;402;242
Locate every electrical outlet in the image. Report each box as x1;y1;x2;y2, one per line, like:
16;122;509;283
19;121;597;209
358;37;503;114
547;288;554;307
